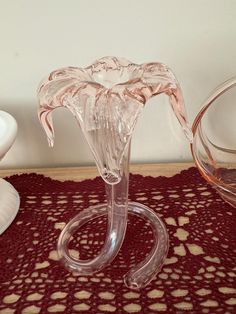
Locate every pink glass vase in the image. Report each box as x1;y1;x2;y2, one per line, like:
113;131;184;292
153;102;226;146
38;57;191;288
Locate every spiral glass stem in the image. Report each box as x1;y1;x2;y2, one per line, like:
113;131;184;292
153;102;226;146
57;143;169;289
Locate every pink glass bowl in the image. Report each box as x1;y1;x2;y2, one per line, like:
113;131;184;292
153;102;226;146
191;77;236;207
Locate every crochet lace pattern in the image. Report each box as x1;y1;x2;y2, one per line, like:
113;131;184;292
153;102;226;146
0;168;235;313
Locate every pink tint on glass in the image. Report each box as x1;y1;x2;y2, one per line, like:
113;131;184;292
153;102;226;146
38;57;191;288
191;77;236;207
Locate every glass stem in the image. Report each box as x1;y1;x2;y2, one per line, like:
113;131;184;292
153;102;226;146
57;141;169;289
57;143;130;274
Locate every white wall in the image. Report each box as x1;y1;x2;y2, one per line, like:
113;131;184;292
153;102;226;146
0;0;235;168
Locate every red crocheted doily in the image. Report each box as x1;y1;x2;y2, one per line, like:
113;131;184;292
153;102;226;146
0;168;236;314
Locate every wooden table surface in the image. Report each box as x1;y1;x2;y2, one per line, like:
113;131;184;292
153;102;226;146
0;162;194;181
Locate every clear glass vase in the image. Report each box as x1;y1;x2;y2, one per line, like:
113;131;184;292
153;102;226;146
38;57;191;288
191;77;236;207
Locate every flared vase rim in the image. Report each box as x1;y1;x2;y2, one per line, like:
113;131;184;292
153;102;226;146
45;56;172;96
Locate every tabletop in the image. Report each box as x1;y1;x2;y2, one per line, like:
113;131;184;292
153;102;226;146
0;162;194;181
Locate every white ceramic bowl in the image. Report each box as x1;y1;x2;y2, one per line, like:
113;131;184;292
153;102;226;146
0;110;20;234
0;110;18;160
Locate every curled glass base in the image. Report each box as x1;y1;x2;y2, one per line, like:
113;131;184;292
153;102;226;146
57;202;169;289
